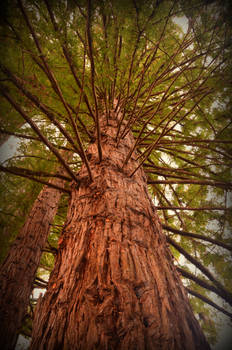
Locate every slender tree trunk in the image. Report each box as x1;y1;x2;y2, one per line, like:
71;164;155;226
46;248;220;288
30;110;210;350
0;173;66;350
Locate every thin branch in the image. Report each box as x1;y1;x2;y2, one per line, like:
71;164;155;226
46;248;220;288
167;236;232;306
116;2;177;142
133;55;225;162
154;184;185;226
18;0;94;181
35;276;48;285
115;29;144;140
124;86;207;166
111;25;119;101
146;170;206;181
33;281;47;289
0;164;70;194
163;224;232;251
158;148;226;172
74;0;87;19
1;166;72;182
0;129;74;152
177;267;232;302
0;65;80;154
130;91;211;177
157;206;226;211
186;288;232;319
148;179;232;190
43;0;95;121
3;155;59;165
144;162;216;178
0;87;79;184
158;138;232;145
42;247;57;255
158;143;232;162
87;0;102;163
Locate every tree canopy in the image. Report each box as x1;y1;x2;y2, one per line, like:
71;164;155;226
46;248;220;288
0;0;232;346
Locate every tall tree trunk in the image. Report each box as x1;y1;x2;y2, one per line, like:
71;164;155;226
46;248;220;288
0;173;66;350
30;110;210;350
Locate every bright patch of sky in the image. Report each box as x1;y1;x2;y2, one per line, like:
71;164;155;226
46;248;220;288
172;16;195;51
15;286;47;349
0;136;20;164
173;16;188;35
15;335;30;350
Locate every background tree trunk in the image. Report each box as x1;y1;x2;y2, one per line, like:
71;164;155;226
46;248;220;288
30;110;210;350
0;174;65;350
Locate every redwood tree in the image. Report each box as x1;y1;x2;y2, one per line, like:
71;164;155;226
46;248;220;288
0;0;232;348
0;164;68;350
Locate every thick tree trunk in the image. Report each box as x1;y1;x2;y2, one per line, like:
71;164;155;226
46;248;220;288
0;174;65;350
30;110;210;349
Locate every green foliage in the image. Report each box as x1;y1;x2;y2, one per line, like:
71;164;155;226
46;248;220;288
0;0;232;345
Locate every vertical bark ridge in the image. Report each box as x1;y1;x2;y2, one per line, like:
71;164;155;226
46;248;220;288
0;173;66;350
30;110;210;349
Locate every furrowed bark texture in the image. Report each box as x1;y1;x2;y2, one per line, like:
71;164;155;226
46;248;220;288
30;111;210;350
0;175;65;350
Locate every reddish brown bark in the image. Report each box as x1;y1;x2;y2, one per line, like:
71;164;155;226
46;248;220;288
30;110;210;349
0;175;65;350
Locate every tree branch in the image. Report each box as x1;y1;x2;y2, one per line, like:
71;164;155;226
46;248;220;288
0;87;79;184
163;224;232;251
148;179;232;190
157;206;227;211
186;288;232;319
0;164;71;194
17;0;94;182
177;267;231;302
43;0;95;121
0;65;81;154
0;129;74;152
0;166;72;182
87;0;102;163
167;236;232;306
130;90;212;177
